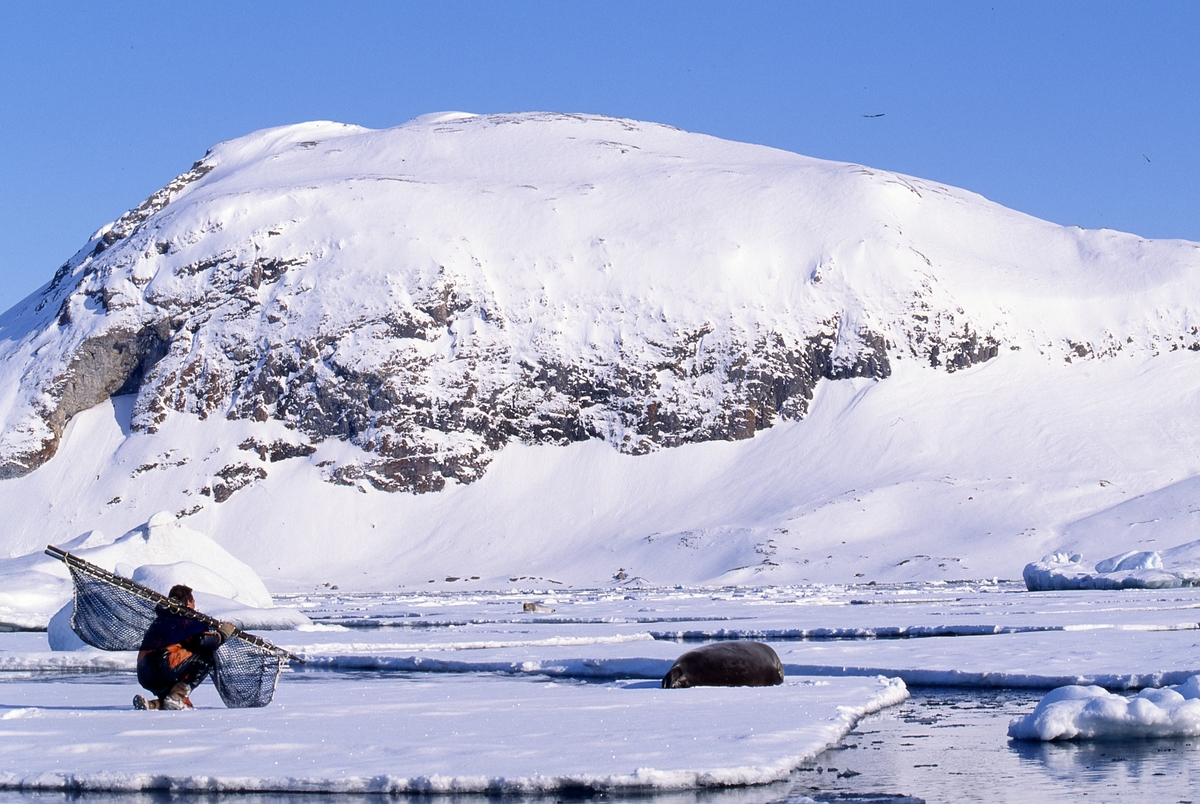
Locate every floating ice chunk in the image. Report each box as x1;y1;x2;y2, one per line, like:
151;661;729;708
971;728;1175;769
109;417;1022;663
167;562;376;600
132;561;238;600
1089;568;1182;589
1094;550;1162;573
1024;542;1192;591
46;603;88;650
1022;552;1091;590
0;511;308;631
1009;675;1200;740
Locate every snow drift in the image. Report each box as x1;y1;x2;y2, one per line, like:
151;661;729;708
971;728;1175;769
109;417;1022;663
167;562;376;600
0;510;308;634
1;111;1199;587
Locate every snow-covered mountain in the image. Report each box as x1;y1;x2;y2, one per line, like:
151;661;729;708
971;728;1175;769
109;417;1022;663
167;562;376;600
2;111;1198;589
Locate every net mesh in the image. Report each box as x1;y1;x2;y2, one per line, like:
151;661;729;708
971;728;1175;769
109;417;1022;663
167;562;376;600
214;636;284;708
69;566;156;651
67;565;284;708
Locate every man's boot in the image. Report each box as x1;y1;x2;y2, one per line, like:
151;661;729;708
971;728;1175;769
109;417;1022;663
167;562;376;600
133;694;160;710
161;682;195;710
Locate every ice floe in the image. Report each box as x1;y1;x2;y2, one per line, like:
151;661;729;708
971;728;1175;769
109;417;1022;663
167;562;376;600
0;673;906;794
1008;676;1200;741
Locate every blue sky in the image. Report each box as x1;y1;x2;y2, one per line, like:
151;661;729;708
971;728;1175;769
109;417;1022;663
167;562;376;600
1;1;1196;312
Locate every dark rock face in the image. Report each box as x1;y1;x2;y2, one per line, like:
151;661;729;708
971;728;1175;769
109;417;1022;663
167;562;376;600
128;295;893;493
927;326;1000;371
238;438;317;463
58;325;172;413
907;307;1002;373
199;463;268;503
0;324;170;480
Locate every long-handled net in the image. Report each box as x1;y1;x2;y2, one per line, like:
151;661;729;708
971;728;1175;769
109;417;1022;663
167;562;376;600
45;545;303;708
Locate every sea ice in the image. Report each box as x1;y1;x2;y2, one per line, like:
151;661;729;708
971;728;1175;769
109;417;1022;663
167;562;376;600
4;582;1200;792
1008;675;1200;740
1022;541;1200;591
0;672;906;794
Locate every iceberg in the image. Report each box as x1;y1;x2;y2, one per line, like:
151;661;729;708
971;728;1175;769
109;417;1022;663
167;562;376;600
1009;676;1200;741
1022;540;1200;591
0;511;309;636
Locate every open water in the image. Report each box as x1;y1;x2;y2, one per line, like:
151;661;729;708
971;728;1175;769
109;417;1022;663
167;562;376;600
795;686;1200;803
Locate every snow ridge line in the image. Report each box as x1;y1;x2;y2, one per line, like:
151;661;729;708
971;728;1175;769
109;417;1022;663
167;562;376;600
648;622;1200;640
784;665;1200;691
4;650;1198;691
290;656;1200;691
290;654;674;678
0;653;134;672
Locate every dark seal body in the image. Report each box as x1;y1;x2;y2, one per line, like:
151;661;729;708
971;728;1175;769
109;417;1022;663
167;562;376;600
662;640;785;688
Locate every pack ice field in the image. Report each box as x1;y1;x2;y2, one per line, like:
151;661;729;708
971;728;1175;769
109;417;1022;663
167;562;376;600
4;576;1200;798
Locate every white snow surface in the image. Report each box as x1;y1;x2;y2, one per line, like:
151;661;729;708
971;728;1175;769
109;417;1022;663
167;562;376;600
0;510;308;631
0;674;904;793
1008;676;1200;741
6;353;1200;591
0;112;1199;588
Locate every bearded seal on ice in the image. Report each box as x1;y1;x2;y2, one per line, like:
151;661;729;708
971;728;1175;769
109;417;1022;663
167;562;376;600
661;640;784;688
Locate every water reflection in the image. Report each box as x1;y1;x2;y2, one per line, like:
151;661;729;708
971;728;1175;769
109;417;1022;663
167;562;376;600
1012;736;1200;787
804;687;1200;803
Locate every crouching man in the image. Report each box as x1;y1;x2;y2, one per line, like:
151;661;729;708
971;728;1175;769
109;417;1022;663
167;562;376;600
133;584;237;710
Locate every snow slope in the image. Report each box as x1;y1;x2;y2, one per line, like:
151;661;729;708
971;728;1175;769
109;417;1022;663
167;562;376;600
0;112;1199;587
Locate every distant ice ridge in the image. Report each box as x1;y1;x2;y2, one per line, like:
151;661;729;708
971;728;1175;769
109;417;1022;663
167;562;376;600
0;510;308;635
1009;675;1200;740
1022;537;1200;591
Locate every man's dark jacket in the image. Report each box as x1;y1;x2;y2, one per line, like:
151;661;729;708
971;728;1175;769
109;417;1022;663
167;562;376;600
136;606;224;696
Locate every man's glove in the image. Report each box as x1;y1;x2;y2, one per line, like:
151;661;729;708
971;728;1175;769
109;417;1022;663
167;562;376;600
217;621;237;640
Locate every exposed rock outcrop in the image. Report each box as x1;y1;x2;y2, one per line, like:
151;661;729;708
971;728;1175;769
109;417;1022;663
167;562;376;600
1;113;1195;492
